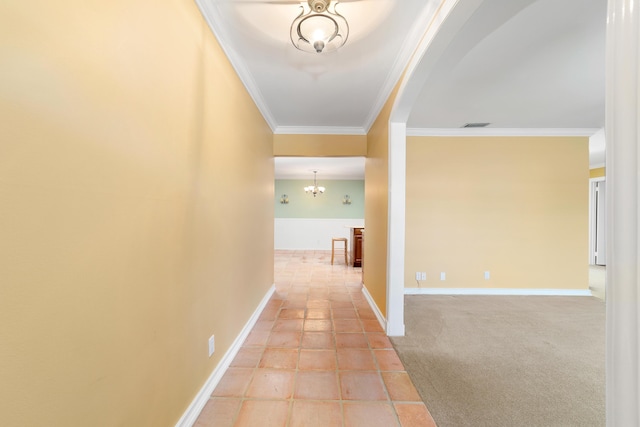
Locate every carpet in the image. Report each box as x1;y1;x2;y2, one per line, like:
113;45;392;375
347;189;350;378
392;295;605;427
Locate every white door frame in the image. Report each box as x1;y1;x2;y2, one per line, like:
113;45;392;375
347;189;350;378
589;176;606;265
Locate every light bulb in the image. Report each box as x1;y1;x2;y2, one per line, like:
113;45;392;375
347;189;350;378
312;28;326;41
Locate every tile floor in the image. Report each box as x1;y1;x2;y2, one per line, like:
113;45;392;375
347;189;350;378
194;250;436;427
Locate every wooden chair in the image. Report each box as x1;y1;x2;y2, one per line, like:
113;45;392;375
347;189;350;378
331;237;348;265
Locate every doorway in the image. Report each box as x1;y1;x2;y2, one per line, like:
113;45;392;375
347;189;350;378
273;156;365;251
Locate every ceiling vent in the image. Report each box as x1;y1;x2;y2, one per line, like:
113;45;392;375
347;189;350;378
462;122;491;128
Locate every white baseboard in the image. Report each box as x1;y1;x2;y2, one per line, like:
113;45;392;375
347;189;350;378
175;284;276;427
361;283;387;332
404;287;593;296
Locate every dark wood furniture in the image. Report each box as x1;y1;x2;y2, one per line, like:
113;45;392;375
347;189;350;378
350;227;364;267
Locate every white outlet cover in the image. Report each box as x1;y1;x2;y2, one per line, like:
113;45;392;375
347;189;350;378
208;335;215;357
440;272;446;281
421;272;427;280
484;271;490;280
415;272;421;280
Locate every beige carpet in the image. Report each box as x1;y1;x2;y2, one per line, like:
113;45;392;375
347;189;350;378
392;295;605;427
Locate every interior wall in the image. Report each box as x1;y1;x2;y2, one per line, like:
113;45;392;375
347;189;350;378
274;218;365;250
273;134;367;156
0;1;274;426
405;136;589;290
365;83;402;316
275;180;364;218
274;180;364;250
590;167;606;178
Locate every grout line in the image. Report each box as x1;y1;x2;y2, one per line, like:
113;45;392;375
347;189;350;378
204;253;415;426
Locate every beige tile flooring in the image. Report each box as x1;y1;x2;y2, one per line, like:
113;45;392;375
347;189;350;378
194;250;436;427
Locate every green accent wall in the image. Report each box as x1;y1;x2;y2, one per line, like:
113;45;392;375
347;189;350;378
275;180;364;218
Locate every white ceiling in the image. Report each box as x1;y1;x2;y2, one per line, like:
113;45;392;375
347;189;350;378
407;0;607;130
198;0;607;174
198;0;433;133
275;157;365;179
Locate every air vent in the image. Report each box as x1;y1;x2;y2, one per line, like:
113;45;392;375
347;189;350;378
462;122;491;128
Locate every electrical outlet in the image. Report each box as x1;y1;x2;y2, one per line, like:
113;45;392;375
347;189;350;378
484;271;490;280
208;335;215;357
421;272;426;280
440;272;446;281
415;272;421;281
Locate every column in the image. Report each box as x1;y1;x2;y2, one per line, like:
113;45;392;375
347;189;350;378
386;121;406;336
605;0;640;425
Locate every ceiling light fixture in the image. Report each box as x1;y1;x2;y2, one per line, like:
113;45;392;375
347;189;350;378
304;170;326;197
290;0;349;54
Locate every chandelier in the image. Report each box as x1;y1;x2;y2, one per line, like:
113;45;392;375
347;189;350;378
304;170;326;197
290;0;349;54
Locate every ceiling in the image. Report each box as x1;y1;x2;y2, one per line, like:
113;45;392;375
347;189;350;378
275;157;365;179
407;0;606;130
197;0;607;175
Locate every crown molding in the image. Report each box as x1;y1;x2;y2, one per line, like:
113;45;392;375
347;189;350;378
362;3;442;133
195;0;277;132
406;128;601;137
274;126;366;135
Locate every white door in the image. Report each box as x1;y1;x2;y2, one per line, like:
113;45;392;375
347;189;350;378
595;180;606;265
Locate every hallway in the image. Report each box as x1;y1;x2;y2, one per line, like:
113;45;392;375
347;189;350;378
194;250;435;426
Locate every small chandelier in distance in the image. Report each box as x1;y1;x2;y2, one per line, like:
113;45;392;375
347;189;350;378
304;170;326;197
290;0;349;54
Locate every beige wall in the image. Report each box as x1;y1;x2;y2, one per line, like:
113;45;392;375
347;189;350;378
590;167;606;178
273;134;367;156
0;1;273;426
405;136;589;290
364;84;402;316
